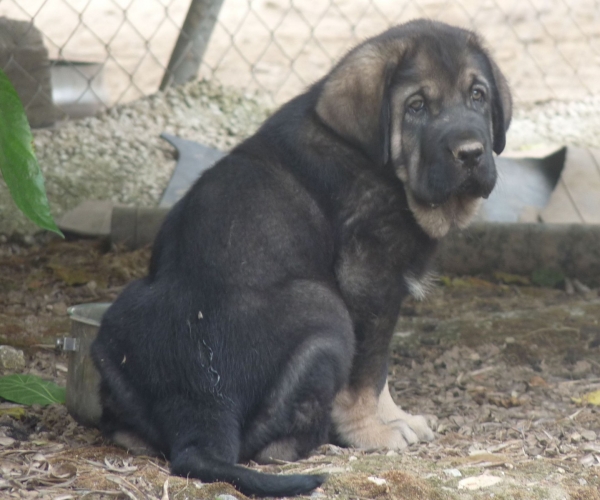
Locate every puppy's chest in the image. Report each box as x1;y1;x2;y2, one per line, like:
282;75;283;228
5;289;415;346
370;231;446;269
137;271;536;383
334;211;436;303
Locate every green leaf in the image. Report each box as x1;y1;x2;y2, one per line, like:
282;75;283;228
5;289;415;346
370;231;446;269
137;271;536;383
0;68;63;236
0;374;65;406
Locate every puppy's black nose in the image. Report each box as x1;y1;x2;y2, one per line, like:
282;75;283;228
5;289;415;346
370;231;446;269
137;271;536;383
452;141;484;168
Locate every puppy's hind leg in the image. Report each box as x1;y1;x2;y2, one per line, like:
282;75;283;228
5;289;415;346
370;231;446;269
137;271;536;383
92;342;163;456
241;332;353;465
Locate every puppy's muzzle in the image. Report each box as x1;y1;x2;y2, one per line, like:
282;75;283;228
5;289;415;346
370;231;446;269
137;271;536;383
451;140;484;169
450;138;496;199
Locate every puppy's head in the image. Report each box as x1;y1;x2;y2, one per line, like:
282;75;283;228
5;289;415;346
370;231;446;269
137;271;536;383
316;19;512;238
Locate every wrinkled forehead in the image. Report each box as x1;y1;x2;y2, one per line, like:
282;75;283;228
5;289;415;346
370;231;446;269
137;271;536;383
394;35;491;97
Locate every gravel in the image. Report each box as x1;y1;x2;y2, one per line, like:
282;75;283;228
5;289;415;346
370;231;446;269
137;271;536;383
0;78;599;237
0;80;270;237
1;246;599;498
507;95;600;151
0;346;26;372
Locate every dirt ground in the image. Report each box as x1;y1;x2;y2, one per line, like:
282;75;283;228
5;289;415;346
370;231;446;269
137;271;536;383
1;2;599;498
1;0;599;105
0;237;599;499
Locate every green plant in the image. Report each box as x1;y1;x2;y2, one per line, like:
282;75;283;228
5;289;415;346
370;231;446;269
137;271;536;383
0;374;66;406
0;67;62;236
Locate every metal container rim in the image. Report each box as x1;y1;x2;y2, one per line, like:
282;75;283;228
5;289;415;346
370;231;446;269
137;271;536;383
67;303;111;327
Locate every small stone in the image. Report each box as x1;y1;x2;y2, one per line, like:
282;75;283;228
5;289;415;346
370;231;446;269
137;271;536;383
579;478;588;486
0;437;16;447
573;279;591;294
450;415;465;427
536;434;551;446
22;235;35;246
570;432;582;443
0;346;26;372
52;302;68;317
367;476;387;486
444;468;462;477
348;455;358;462
579;454;595;467
581;430;597;442
583;443;600;454
385;450;397;456
564;278;575;295
525;446;543;457
458;474;502;490
572;360;592;376
557;467;565;473
215;495;238;500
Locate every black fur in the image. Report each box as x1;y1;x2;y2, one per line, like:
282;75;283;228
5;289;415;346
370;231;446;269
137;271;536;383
91;19;510;497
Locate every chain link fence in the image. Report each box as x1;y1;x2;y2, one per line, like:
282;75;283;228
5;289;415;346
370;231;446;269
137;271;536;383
1;0;599;124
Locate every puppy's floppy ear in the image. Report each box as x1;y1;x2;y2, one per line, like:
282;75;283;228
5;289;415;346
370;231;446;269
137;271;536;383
315;42;404;166
488;58;512;155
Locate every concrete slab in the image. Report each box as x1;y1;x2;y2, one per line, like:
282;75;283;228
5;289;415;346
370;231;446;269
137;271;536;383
58;200;112;237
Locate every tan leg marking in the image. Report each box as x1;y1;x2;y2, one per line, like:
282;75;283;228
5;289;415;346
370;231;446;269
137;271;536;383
332;386;412;450
112;431;158;456
377;379;435;442
254;438;299;464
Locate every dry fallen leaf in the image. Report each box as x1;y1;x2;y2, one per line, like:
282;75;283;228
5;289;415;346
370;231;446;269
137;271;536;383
528;376;548;387
572;390;600;406
488;393;524;408
453;452;510;468
161;478;170;500
49;463;77;480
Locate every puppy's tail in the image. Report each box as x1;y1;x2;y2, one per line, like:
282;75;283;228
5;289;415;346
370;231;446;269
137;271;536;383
171;450;325;498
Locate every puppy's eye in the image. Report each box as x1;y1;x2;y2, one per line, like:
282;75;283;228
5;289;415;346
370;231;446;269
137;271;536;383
471;87;485;101
408;98;425;113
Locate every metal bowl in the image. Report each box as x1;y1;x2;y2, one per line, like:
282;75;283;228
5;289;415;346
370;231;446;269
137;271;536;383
62;303;110;427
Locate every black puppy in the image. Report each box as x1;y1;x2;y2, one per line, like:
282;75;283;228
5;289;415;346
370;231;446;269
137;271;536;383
92;19;511;497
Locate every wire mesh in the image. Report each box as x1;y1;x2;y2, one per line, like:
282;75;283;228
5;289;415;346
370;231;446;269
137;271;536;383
0;0;599;120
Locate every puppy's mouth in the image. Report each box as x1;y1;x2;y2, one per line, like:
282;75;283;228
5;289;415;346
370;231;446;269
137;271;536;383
411;168;496;210
456;175;495;200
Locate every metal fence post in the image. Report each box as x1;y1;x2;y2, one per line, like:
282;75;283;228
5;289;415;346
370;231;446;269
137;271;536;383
159;0;225;91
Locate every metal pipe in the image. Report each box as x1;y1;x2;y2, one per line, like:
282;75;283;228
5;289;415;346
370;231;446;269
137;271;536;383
159;0;225;91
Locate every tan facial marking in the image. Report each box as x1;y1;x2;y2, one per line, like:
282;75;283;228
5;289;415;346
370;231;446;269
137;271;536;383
405;189;482;239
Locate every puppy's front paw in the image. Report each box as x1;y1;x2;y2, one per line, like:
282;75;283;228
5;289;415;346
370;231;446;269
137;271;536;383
377;380;435;443
332;386;431;451
386;413;435;443
335;416;413;451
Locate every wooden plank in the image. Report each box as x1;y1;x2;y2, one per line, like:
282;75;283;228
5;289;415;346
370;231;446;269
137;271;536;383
589;148;600;176
561;147;600;224
539;180;583;223
540;147;600;224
